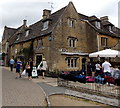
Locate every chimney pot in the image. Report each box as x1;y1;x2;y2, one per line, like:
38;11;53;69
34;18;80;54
23;19;27;26
43;9;51;19
100;16;109;22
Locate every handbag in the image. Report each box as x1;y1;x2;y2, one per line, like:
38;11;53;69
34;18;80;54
21;69;26;76
40;62;43;67
26;64;30;69
37;62;43;70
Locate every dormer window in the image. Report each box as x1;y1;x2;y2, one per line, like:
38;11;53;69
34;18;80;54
68;18;76;28
16;34;20;40
25;30;29;37
113;26;116;31
43;21;49;30
109;26;112;32
95;21;101;29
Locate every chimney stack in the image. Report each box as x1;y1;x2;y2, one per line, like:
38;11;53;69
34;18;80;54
100;16;109;22
42;9;51;19
23;19;27;26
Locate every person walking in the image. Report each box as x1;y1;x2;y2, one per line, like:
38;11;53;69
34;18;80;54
9;56;15;71
28;58;33;80
87;60;95;77
38;58;48;79
16;58;22;79
102;58;112;86
102;58;111;76
25;61;30;79
95;61;102;76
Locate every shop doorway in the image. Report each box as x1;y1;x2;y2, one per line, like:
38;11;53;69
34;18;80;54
36;55;42;66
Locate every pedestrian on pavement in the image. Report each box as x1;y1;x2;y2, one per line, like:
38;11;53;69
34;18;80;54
37;57;48;79
102;58;112;86
25;61;31;80
102;58;112;76
16;58;22;79
95;61;102;76
87;59;95;77
28;58;33;80
9;56;15;71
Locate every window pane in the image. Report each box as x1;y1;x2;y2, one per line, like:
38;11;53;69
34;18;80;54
68;38;77;48
16;35;20;40
74;59;77;67
105;38;108;46
101;37;105;46
101;37;108;46
67;58;70;68
68;18;75;27
96;21;100;29
25;30;29;37
69;39;72;47
71;59;74;67
73;40;75;47
43;21;48;30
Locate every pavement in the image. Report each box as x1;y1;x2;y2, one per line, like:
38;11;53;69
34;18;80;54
2;67;46;107
1;66;120;107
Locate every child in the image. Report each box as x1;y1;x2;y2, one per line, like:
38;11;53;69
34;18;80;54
16;58;22;78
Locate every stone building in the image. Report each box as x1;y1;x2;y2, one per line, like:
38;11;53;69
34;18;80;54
2;2;120;71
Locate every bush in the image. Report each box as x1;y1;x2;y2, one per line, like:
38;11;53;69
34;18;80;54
46;70;60;78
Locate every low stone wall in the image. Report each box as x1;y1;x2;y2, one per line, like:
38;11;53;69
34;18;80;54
57;78;120;99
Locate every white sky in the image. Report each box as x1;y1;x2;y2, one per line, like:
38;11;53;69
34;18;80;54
0;0;120;42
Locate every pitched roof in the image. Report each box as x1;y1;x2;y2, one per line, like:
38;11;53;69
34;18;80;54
14;6;67;43
79;14;120;38
9;25;27;45
78;13;89;20
2;26;17;41
5;1;120;45
88;15;101;22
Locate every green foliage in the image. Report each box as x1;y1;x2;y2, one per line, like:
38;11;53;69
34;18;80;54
17;41;34;63
46;69;60;78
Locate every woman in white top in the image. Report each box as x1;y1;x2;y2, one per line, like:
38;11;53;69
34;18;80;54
95;61;102;76
37;58;48;79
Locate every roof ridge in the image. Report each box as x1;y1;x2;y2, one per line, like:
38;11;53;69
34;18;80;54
4;26;17;30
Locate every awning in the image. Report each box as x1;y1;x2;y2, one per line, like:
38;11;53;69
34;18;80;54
89;49;120;57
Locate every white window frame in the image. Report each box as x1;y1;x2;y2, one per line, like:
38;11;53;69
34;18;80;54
67;57;78;68
68;18;76;28
109;26;112;32
95;21;101;29
25;30;29;37
16;34;20;40
101;37;108;47
68;38;77;48
43;21;49;30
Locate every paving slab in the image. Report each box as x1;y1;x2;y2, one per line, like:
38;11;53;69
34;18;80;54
2;67;46;106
